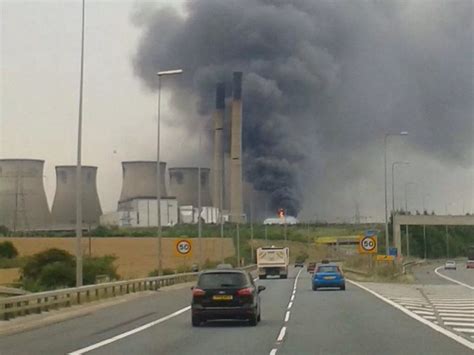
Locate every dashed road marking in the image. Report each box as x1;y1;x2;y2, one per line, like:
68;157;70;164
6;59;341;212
284;311;290;322
269;349;277;355
277;326;286;342
287;301;293;309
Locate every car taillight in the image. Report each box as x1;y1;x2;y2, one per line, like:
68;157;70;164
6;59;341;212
236;287;253;296
192;288;205;297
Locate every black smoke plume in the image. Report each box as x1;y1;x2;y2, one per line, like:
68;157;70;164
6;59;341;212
131;0;473;217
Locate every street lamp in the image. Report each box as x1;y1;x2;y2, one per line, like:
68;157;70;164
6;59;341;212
404;182;416;258
75;0;86;287
391;161;410;214
156;68;183;276
384;131;408;255
422;193;430;259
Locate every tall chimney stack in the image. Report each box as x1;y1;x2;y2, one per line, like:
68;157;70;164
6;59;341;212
212;83;225;211
230;72;244;222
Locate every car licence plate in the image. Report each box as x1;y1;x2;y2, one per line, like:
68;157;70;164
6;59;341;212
213;295;233;301
324;276;336;280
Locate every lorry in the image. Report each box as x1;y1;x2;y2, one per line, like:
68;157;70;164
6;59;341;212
256;246;289;279
467;245;474;269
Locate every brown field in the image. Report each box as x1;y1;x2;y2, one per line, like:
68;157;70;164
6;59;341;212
0;268;20;285
0;237;235;279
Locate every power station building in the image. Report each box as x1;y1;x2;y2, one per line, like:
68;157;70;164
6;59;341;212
100;161;178;227
0;159;52;231
51;165;102;228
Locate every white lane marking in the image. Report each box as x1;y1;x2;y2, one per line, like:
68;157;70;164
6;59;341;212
422;316;437;320
434;266;474;290
453;328;474;333
287;301;293;309
411;310;435;316
430;298;474;302
269;349;278;355
284;311;290;322
290;294;295;302
440;313;474;318
444;322;474;327
443;317;474;322
348;280;474;351
437;309;474;314
68;306;191;354
399;302;430;307
403;306;434;311
277;326;287;342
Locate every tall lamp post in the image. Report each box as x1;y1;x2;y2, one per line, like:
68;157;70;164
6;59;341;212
156;69;183;276
422;193;430;259
75;0;86;287
391;161;410;213
404;182;416;258
384;131;408;255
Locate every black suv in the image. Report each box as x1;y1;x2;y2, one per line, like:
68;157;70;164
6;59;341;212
191;269;265;327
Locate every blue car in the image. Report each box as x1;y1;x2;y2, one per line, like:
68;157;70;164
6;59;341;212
312;264;345;291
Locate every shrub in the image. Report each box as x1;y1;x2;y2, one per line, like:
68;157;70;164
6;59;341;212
22;248;74;281
38;261;75;289
149;268;175;276
0;225;9;236
0;241;18;259
176;265;192;273
83;255;118;284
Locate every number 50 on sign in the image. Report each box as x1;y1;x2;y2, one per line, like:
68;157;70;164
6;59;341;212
175;239;193;257
358;235;377;254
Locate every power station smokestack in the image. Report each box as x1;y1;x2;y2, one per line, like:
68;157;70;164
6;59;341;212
169;167;212;207
212;82;225;211
51;166;102;226
230;71;244;222
0;159;51;231
118;161;167;208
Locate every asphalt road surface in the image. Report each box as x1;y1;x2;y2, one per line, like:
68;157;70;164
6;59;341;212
435;262;474;288
0;267;472;355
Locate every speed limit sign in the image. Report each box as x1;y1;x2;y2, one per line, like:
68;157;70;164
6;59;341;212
358;235;377;254
175;239;193;257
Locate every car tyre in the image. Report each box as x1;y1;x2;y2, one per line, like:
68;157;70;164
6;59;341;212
249;312;258;326
257;311;261;322
340;284;346;291
192;315;201;327
312;285;317;291
260;275;266;279
280;275;287;279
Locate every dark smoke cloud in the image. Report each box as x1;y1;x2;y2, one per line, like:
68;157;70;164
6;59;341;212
131;0;473;216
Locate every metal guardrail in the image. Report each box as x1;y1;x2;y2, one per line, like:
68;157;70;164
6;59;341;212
0;264;257;321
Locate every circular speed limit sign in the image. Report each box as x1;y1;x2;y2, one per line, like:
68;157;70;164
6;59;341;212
360;236;377;252
176;240;192;255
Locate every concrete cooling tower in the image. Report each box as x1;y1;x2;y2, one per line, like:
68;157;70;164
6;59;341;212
118;161;167;208
0;159;51;231
169;167;212;207
51;166;102;226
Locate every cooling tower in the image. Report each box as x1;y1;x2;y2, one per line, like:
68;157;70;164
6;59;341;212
230;72;244;222
212;82;226;210
119;161;167;207
169;167;212;207
0;159;51;231
51;166;102;226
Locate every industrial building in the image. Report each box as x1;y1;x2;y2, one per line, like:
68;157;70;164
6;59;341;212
0;159;52;231
169;167;212;207
51;165;102;227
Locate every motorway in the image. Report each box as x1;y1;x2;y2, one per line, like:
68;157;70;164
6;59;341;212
0;266;472;355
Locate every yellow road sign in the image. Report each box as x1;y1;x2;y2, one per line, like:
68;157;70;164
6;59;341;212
175;239;193;257
358;235;377;254
376;254;394;262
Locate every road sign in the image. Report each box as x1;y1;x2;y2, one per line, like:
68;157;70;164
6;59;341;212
376;254;394;262
358;234;377;254
175;239;193;257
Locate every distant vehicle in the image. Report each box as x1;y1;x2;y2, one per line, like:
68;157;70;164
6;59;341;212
263;216;299;225
307;262;316;273
321;259;330;264
467;245;474;268
191;264;199;272
295;261;304;268
216;263;233;269
257;246;289;279
191;269;265;326
312;264;345;291
444;260;456;270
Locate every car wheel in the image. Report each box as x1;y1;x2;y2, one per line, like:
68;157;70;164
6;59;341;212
192;315;201;327
257;311;261;322
340;284;346;291
249;312;258;326
280;275;287;279
260;275;266;279
312;285;317;291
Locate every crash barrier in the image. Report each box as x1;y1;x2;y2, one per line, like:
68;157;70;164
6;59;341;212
0;265;257;320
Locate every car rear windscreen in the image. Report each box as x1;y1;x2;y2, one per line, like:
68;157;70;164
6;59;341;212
317;266;339;273
198;272;248;288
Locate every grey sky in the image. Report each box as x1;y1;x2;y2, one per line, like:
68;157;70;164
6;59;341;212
1;0;473;221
